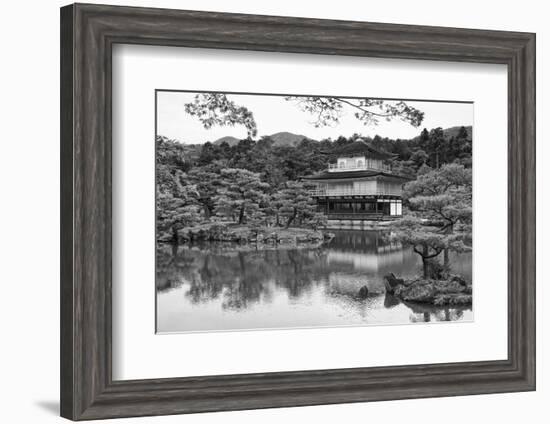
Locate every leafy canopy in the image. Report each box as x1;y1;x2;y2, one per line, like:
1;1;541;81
285;97;424;128
184;93;424;136
184;93;258;137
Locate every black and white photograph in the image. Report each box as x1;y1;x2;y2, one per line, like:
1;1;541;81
0;0;542;422
155;91;473;333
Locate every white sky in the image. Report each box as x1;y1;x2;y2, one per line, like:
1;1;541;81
157;91;473;144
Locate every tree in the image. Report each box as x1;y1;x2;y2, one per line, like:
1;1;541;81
448;126;472;166
393;217;448;278
426;127;445;168
418;128;430;146
156;169;203;241
187;163;225;219
156;135;187;170
394;163;472;277
405;162;472;199
409;165;472;267
184;93;257;137
156;193;203;241
272;181;325;229
213;168;270;224
196;141;219;165
410;149;429;168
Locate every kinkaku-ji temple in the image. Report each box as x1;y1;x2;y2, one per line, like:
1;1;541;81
304;139;410;225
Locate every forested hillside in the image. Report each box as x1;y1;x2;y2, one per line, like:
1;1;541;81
163;125;471;183
156;126;472;242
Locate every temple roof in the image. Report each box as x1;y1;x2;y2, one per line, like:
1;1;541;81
303;169;411;181
326;140;395;159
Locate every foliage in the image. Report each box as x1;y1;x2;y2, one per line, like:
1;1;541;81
156;139;334;234
393;163;472;278
184;93;258;137
285;97;425;128
156;193;202;241
156;168;203;240
179;126;472;183
273;181;326;229
185;93;424;136
186;162;225;218
212;168;270;224
404;162;473;233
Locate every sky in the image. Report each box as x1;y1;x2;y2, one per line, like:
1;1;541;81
156;91;473;144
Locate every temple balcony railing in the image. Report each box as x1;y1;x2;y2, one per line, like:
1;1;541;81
327;163;392;173
325;213;399;221
308;187;402;197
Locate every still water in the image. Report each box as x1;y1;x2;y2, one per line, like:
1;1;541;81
156;231;472;333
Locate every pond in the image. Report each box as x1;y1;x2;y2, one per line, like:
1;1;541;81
156;230;473;333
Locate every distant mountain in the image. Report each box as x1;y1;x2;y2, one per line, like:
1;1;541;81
265;132;315;147
213;132;315;147
213;136;241;146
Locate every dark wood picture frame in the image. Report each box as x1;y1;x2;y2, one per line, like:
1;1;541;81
60;3;536;420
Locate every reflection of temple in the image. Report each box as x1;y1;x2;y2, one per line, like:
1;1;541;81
325;231;415;274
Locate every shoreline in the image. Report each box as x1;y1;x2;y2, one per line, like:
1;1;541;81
158;223;334;247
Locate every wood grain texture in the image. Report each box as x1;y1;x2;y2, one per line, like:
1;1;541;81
60;3;536;420
60;4;75;419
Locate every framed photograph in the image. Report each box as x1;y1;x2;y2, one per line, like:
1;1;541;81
60;3;536;420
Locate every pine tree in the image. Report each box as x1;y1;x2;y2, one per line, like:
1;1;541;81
394;163;472;277
213;168;270;224
273;181;326;229
187;163;224;219
156;170;203;241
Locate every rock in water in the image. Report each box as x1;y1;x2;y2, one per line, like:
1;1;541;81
394;278;472;306
381;274;472;306
395;280;435;303
358;285;369;299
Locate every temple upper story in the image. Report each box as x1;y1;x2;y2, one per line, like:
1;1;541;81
324;139;395;173
328;156;391;172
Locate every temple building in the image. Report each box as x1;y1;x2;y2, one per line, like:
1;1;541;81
303;140;410;224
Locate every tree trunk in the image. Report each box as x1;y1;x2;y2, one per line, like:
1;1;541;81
443;248;450;267
422;257;430;279
238;204;245;224
422;245;430;278
171;226;179;244
286;208;297;228
170;241;178;258
202;202;211;219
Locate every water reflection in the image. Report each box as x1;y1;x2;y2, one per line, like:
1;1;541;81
156;231;472;333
